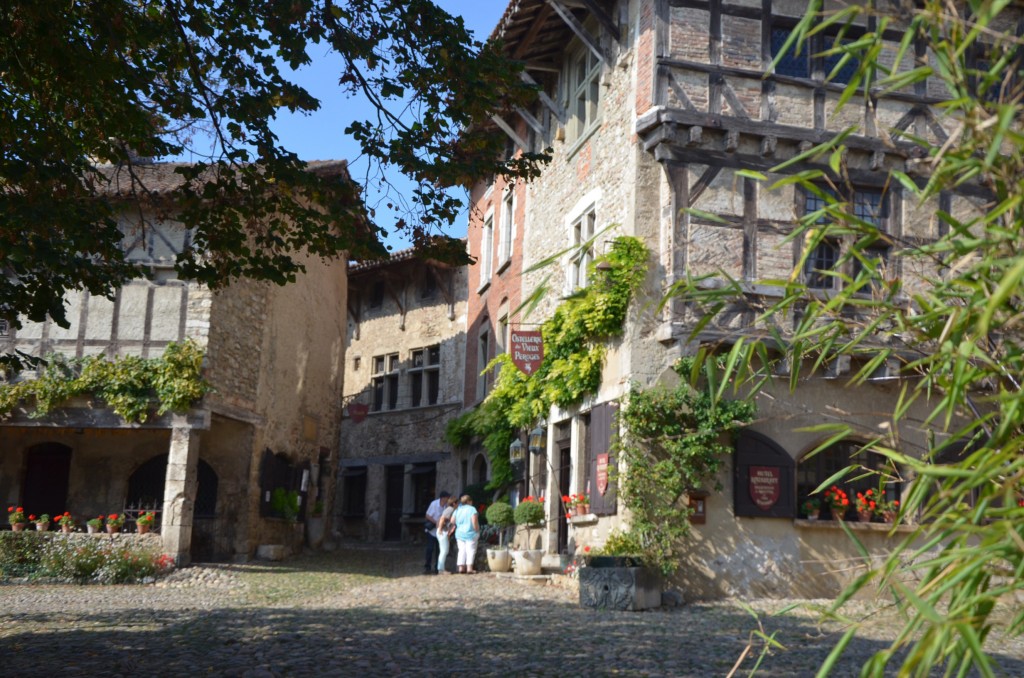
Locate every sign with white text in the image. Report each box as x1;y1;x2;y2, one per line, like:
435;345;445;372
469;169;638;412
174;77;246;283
511;330;544;375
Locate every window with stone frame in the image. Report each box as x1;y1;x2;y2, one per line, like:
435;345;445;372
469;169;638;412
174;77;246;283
796;440;901;519
371;352;400;412
409;344;440;407
341;467;367;517
367;280;385;310
477;324;490;400
497;186;516;267
802;187;891;290
570;206;596;291
567;42;601;143
480;214;494;287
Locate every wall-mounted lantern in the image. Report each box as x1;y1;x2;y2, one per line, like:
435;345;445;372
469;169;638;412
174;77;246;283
528;425;546;456
509;436;525;481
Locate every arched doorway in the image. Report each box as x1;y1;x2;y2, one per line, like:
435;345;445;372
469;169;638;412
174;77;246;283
21;443;73;517
126;454;219;529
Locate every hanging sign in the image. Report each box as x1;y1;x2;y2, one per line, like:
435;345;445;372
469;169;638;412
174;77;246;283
511;330;544;375
347;403;369;424
749;465;781;510
596;454;610;495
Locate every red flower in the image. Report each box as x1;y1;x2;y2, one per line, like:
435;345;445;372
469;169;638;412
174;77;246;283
842;499;849;506
869;501;876;509
894;500;900;506
28;515;35;521
583;546;591;552
562;495;571;503
524;496;533;502
108;514;118;520
17;507;23;513
6;507;12;513
539;497;544;502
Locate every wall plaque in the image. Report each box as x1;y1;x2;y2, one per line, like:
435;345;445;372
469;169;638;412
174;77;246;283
596;453;609;495
748;466;781;510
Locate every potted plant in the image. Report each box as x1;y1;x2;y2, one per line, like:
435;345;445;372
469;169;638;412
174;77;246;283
579;531;661;611
575;493;591;515
513;496;546;576
877;496;901;523
801;497;821;520
32;513;51;531
822;485;850;520
484;502;515;572
136;511;156;535
306;498;326;548
56;512;76;533
7;506;27;532
855;489;879;522
106;513;125;534
87;516;104;534
561;495;574;519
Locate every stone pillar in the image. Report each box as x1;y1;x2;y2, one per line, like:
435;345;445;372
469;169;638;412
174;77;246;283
162;425;200;566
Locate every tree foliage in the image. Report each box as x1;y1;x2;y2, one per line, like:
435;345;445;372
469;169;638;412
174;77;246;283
0;0;545;335
669;1;1024;674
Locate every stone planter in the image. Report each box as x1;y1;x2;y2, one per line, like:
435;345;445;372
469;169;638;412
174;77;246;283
580;561;662;611
306;516;325;549
487;547;513;573
514;549;543;576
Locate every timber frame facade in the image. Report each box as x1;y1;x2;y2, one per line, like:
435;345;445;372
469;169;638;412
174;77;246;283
465;0;998;597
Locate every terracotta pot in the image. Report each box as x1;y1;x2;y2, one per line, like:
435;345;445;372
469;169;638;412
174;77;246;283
882;511;898;524
87;525;100;534
137;524;150;535
11;522;27;532
580;504;590;515
35;522;49;532
805;510;820;521
106;525;121;534
61;525;72;534
858;511;873;523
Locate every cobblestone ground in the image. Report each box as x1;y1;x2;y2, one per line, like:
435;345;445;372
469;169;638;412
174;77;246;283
1;543;1022;677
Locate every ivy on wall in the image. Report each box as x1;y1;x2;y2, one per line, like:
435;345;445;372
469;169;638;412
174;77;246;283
0;340;211;423
612;352;756;575
445;236;649;488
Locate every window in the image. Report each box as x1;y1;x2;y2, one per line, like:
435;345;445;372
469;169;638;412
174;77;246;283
802;188;891;289
496;304;509;383
0;319;8;337
571;207;596;290
341;467;367;517
420;270;437;299
409;345;440;407
771;27;859;84
371;353;399;411
498;187;515;265
569;45;601;141
367;280;385;310
796;440;900;520
477;325;490;399
259;451;307;520
480;214;494;286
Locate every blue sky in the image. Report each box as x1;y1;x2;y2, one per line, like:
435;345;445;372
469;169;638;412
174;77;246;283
268;2;509;252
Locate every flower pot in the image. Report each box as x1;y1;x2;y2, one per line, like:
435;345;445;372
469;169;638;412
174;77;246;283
106;525;121;534
580;504;590;515
882;511;898;524
857;511;873;523
137;524;151;535
11;522;27;532
805;510;820;521
514;549;544;576
487;548;513;573
35;522;49;532
87;525;100;534
60;525;72;534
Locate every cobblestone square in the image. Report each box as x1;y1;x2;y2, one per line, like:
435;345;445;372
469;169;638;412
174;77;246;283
1;544;1022;677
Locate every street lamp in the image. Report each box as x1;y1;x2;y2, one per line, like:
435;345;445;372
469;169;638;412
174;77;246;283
528;425;546;456
509;436;525;481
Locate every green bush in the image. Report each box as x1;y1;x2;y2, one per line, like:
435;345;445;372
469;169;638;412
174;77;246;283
513;499;544;526
485;502;514;528
0;532;47;578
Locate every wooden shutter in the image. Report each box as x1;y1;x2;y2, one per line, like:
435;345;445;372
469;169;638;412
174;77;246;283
588;401;618;515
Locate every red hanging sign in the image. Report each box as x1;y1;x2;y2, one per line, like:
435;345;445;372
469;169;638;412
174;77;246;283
510;330;544;375
347;403;369;424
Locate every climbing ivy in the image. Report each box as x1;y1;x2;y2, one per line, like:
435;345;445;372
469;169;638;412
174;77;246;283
0;340;211;423
445;236;649;489
612;352;756;575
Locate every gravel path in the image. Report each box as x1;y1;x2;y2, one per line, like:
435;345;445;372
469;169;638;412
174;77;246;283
1;543;1022;677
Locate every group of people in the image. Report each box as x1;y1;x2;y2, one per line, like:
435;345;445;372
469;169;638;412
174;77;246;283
423;491;479;575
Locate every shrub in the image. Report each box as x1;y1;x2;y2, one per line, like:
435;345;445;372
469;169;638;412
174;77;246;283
0;533;173;584
485;502;515;547
0;532;47;578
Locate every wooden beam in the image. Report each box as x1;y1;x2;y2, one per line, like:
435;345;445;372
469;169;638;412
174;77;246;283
513;3;554;60
689;165;722;206
521;71;567;124
491;115;529;150
546;0;608;63
515;105;546;137
579;0;620;42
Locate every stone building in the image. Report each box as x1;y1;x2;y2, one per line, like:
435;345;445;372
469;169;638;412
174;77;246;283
463;0;989;597
336;249;469;542
0;161;350;564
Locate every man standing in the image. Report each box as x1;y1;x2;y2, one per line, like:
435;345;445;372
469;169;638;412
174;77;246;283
423;490;450;574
